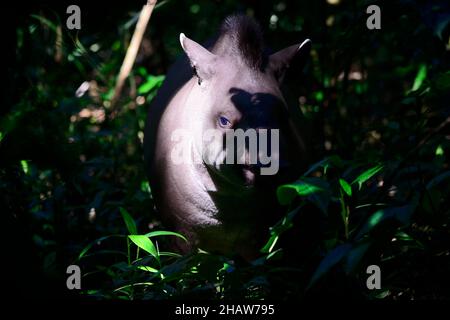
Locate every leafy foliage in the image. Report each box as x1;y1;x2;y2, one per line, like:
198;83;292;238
2;0;450;300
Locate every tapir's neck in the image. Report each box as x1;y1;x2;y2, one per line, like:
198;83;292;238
159;78;221;226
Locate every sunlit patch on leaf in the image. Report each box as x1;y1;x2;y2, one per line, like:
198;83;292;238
128;235;159;261
352;164;383;190
138;75;165;95
137;265;159;273
278;178;331;214
356;204;416;239
435;145;444;156
20;160;29;174
339;178;352;196
120;207;138;235
411;64;427;92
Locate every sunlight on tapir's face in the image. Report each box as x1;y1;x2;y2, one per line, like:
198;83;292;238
201;126;280;179
198;76;285;182
169;127;280;176
170;56;288;183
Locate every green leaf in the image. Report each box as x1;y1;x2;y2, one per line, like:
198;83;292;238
373;289;390;299
137;266;159;273
81;250;127;258
120;207;137;235
394;231;413;241
411;64;427;92
356;204;415;239
352;165;383;189
426;171;450;190
111;261;134;272
128;235;158;260
138;75;165;95
158;251;183;258
144;230;188;242
158;255;193;280
393;231;424;249
339;178;352;196
20;160;29;174
277;177;330;213
314;91;324;102
190;4;200;14
303;155;345;176
277;182;321;204
220;262;235;273
78;235;124;260
260;235;279;254
368;210;384;227
343;241;371;274
137;67;147;77
260;206;301;253
435;71;450;92
30;14;58;32
266;248;283;261
140;181;151;194
307;244;352;290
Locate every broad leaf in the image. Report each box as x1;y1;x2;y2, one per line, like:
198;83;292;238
128;235;158;260
352;165;383;189
144;230;188;242
137;266;159;273
277;177;330;213
303;155;345;176
356;204;415;239
339;178;352;196
343;241;372;274
78;235;124;260
307;244;352;290
411;64;427;92
120;207;137;235
138;75;165;94
426;170;450;190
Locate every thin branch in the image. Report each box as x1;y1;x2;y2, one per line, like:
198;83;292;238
111;0;157;108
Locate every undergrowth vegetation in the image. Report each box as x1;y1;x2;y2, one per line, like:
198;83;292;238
2;0;450;300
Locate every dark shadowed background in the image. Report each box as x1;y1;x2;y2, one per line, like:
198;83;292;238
2;0;450;300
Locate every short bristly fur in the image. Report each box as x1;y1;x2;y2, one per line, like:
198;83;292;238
214;14;265;70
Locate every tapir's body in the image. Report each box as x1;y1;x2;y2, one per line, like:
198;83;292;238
144;15;310;258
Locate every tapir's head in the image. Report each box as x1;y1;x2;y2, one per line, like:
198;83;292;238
179;15;310;190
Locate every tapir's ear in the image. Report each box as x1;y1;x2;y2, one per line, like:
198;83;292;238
269;39;311;83
180;33;217;84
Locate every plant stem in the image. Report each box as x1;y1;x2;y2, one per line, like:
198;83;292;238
127;237;131;266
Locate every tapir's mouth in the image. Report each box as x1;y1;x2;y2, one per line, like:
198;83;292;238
204;160;257;191
241;165;258;185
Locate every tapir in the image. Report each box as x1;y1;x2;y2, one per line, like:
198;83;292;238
143;15;311;258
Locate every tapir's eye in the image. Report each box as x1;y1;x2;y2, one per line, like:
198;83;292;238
218;116;232;128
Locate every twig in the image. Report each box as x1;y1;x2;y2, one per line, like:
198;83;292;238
55;25;63;63
111;0;157;108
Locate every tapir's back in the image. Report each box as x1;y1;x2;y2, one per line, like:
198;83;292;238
143;53;192;181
